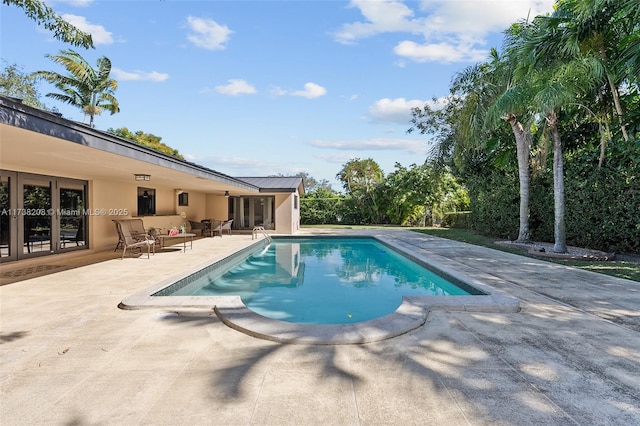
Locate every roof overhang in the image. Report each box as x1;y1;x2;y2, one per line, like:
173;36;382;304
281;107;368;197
236;177;305;196
0;96;260;195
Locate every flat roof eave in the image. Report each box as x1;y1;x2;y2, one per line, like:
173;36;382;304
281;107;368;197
0;96;260;193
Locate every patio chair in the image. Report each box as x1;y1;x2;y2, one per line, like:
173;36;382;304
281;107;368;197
60;220;84;248
220;219;233;236
114;220;155;259
128;218;148;240
208;219;232;237
208;220;223;237
188;220;206;236
113;219;148;251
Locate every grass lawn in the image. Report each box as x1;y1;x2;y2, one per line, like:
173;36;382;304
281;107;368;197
301;225;640;282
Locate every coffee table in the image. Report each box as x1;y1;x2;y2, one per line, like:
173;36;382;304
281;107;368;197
155;233;196;252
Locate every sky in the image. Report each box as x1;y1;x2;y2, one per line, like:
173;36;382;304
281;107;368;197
1;0;555;189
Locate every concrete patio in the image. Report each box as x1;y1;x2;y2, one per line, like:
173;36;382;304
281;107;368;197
1;229;639;425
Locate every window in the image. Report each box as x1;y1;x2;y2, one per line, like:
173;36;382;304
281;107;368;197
137;187;155;216
0;170;87;262
294;195;299;210
178;192;189;206
231;196;274;229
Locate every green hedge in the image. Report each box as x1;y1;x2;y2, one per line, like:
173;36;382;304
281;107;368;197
466;170;520;239
442;211;472;228
466;144;640;254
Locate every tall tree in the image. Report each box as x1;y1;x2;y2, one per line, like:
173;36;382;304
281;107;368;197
412;45;536;242
475;46;536;243
274;171;332;194
527;0;635;143
33;49;119;127
336;158;384;223
0;61;45;108
107;127;184;160
516;13;604;252
3;0;93;48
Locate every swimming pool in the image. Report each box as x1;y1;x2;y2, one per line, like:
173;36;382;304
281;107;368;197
120;233;519;344
153;237;484;324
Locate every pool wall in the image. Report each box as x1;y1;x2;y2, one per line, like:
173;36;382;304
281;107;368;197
119;234;519;344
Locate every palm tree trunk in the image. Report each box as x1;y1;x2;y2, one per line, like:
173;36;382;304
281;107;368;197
601;47;629;141
548;111;567;253
506;114;531;242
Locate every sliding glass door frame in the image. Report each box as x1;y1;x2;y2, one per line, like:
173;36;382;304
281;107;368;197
0;170;88;263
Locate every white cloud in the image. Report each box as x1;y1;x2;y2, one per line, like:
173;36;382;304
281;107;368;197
334;0;424;44
61;14;112;45
215;79;256;96
291;82;327;99
196;156;296;176
186;16;232;50
368;97;426;124
417;0;553;35
334;0;555;63
111;68;169;82
269;86;289;97
315;152;361;164
51;0;93;6
341;94;359;101
310;138;428;155
393;40;488;63
271;83;327;99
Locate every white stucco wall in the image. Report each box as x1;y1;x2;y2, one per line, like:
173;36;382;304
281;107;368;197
274;192;300;234
89;180;209;252
206;194;230;222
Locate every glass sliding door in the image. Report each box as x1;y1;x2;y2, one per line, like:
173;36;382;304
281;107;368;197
232;196;275;230
21;176;53;256
0;172;16;260
252;198;264;228
264;197;274;229
0;170;88;263
59;181;87;250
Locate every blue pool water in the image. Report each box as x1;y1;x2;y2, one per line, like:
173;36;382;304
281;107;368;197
157;238;480;324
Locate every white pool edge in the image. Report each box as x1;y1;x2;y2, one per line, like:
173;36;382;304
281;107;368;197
119;235;520;345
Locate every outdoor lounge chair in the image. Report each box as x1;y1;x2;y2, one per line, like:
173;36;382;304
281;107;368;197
208;219;233;237
114;220;155;259
220;219;233;236
188;220;207;236
207;220;223;237
60;221;84;248
113;219;148;251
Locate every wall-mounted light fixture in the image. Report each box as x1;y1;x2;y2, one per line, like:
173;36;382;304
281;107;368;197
134;174;151;181
224;191;230;197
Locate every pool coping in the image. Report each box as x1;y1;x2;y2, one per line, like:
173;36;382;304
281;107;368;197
119;235;520;345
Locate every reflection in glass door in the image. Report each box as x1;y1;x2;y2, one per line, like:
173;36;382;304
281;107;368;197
59;183;86;249
0;173;14;259
22;179;53;255
233;196;275;230
252;198;264;228
0;171;88;262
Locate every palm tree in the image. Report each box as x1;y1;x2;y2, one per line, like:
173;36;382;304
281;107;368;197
527;0;634;146
33;49;119;127
483;46;535;243
411;47;535;242
516;11;608;252
618;0;640;83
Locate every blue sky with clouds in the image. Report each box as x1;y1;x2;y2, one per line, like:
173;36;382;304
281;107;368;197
1;0;554;188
